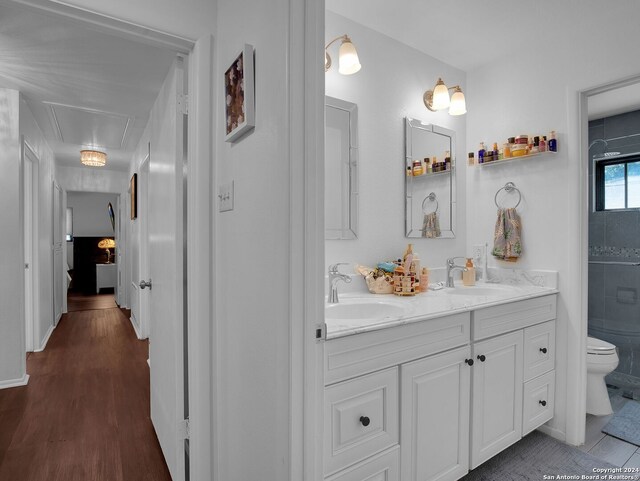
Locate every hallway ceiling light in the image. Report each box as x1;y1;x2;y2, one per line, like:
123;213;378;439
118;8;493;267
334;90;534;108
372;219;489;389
424;78;467;116
325;34;361;75
80;149;106;167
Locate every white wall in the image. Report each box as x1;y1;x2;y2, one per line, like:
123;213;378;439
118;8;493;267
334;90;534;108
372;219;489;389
57;166;128;194
20;95;57;351
325;12;467;270
67;192;118;237
0;89;25;385
215;0;293;478
465;16;640;444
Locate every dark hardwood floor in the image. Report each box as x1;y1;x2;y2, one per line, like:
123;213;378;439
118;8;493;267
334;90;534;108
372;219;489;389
67;291;118;312
0;298;171;481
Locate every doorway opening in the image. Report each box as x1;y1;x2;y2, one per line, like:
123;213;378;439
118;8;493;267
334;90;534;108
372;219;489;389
65;191;121;312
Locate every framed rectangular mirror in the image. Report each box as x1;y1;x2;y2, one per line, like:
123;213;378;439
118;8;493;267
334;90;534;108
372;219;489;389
405;118;456;238
325;96;359;239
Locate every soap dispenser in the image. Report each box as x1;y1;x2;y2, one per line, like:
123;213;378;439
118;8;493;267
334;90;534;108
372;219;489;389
462;258;476;286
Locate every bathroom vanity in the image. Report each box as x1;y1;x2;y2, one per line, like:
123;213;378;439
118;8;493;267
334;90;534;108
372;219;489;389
323;285;557;481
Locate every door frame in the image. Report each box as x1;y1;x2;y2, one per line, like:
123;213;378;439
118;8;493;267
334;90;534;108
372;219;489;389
22;138;40;353
571;72;640;446
8;2;211;480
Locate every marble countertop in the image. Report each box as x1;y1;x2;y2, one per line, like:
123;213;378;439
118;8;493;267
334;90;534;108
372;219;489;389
325;281;558;340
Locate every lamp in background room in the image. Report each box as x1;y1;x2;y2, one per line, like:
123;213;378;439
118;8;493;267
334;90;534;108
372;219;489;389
423;78;467;115
98;238;116;264
80;149;106;167
325;34;361;75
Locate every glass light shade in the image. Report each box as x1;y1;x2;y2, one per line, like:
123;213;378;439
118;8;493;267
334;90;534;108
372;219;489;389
338;39;361;75
431;78;450;110
448;87;467;116
98;238;116;249
80;150;106;167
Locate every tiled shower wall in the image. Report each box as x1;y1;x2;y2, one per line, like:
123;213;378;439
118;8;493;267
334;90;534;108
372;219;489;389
589;109;640;382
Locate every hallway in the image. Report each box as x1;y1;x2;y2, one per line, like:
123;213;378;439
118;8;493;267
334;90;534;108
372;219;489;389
0;302;171;481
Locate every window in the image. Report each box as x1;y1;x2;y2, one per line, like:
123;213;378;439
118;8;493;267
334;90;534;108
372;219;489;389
595;157;640;210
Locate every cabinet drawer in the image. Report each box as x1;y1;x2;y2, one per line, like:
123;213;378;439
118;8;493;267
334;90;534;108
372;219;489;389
523;320;556;381
473;294;556;341
523;371;555;435
324;367;399;476
326;447;399;481
325;312;470;385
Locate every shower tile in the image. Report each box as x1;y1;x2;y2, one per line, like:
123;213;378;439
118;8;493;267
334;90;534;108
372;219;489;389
588;293;605;321
588;317;605;331
605;111;640;140
589;220;605;247
604;296;640;332
604;264;639;297
605;212;640;248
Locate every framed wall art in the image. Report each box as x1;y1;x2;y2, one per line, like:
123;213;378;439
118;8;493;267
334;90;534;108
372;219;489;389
224;43;255;142
130;173;137;220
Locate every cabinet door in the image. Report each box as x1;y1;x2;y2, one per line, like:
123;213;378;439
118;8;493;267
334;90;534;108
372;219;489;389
471;331;523;469
401;346;471;481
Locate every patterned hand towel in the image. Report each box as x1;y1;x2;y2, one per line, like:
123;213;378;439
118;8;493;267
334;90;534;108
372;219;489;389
492;208;522;261
421;212;441;238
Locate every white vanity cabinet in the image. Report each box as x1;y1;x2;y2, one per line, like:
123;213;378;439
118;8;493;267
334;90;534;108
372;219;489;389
470;330;523;469
400;346;471;481
323;294;557;481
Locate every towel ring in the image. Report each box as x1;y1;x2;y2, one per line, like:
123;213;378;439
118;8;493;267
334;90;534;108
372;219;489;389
494;182;522;209
422;192;439;214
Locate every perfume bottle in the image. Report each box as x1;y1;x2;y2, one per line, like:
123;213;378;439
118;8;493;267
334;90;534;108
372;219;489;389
478;142;486;164
548;131;557;152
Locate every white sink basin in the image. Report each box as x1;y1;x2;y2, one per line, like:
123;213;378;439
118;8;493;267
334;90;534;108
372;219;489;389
325;298;407;322
446;285;512;296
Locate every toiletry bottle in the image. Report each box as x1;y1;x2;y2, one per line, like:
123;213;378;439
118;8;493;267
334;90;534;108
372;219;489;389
549;131;557;152
411;252;421;277
413;160;423;176
420;267;429;293
444;151;451;171
468;152;475;166
407;166;412;176
462;258;476;286
403;243;413;262
478;142;486;164
503;142;511;158
539;136;547;152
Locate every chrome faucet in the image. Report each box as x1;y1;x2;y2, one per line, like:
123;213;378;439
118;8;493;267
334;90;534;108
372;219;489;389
446;257;468;288
328;263;352;304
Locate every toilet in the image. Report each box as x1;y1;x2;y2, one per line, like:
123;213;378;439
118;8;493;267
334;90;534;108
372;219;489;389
586;336;619;416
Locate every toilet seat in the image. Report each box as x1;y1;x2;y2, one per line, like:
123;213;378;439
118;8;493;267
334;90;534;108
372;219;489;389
587;336;616;355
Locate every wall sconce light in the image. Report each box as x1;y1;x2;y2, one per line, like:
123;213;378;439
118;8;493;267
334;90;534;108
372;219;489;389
423;78;467;116
325;34;361;75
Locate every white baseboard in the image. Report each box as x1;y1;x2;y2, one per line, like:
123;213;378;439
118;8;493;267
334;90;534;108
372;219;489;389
34;324;55;352
129;315;143;340
0;373;30;390
538;424;566;442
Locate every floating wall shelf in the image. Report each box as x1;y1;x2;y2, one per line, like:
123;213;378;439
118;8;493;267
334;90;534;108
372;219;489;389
408;167;455;178
474;151;557;167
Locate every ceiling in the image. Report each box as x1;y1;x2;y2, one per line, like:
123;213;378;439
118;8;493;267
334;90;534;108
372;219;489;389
588;83;640;120
0;2;177;171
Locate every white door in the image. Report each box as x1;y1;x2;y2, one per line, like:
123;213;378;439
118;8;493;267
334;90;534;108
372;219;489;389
131;153;150;339
471;331;523;469
52;182;63;326
23;151;34;352
401;346;471;481
147;58;187;481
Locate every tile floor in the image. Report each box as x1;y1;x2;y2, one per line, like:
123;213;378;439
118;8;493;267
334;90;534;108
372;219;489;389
581;390;640;468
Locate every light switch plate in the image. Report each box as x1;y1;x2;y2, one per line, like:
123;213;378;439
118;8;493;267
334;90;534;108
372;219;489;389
218;181;234;212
